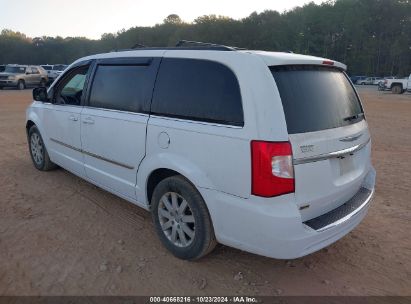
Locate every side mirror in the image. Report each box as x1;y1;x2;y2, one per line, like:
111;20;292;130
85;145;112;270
33;87;49;102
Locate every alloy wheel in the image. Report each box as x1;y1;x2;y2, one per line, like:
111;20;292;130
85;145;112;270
158;192;195;247
30;133;44;165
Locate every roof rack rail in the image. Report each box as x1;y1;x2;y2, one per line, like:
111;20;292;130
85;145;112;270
176;40;243;51
115;41;244;52
131;43;147;49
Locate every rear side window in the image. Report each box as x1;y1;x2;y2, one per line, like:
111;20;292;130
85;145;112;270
151;58;243;126
271;65;363;134
89;65;152;113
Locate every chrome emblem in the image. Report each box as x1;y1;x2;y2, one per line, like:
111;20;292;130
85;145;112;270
300;145;314;153
340;133;363;142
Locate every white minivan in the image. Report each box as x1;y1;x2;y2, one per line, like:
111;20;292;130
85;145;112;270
26;42;376;260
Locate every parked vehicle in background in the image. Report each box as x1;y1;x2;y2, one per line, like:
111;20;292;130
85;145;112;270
26;42;375;260
378;81;386;91
51;64;68;80
377;77;396;91
349;75;367;84
384;74;411;94
357;77;378;85
41;65;54;83
0;65;48;90
372;77;383;85
41;64;68;84
0;65;5;72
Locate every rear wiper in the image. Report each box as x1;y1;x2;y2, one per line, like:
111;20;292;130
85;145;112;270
343;113;364;122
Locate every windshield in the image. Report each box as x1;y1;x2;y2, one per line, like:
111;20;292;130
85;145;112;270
53;65;67;71
42;66;52;71
4;66;26;74
271;65;363;134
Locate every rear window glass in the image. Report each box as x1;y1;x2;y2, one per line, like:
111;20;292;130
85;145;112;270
271;65;363;134
151;58;244;126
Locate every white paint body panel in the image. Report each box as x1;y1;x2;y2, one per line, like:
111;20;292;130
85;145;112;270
42;103;85;176
26;49;376;259
80;107;148;200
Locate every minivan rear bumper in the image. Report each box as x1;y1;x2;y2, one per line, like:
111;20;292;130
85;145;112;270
201;166;376;259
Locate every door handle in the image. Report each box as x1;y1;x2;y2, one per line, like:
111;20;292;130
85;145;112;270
68;115;78;121
82;117;95;125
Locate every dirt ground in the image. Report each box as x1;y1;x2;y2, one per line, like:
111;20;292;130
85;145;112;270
0;86;410;296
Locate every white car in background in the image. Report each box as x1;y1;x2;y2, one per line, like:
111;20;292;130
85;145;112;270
41;64;68;84
357;77;378;85
26;42;376;260
372;77;382;85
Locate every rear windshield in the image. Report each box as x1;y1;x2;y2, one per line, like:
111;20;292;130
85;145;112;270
271;65;363;134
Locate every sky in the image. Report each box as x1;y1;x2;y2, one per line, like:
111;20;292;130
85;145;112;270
0;0;325;39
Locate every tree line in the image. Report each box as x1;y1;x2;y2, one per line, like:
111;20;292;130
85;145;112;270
0;0;410;76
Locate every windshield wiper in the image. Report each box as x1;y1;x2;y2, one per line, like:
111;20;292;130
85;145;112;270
343;113;364;122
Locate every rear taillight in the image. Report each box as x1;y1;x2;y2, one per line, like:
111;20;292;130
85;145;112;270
251;141;295;197
322;60;334;66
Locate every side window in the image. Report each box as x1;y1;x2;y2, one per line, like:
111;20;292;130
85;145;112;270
31;67;39;74
88;65;151;113
55;66;89;106
151;58;244;126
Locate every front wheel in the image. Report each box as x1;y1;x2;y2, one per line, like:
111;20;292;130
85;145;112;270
392;85;403;94
151;176;217;260
28;125;56;171
17;80;25;90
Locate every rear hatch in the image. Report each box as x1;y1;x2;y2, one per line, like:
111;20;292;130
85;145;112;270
271;65;372;221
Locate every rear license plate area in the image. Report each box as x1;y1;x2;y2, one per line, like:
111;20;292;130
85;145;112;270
338;154;354;175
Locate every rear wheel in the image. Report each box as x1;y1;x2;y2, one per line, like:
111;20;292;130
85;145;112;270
28;125;56;171
17;80;25;90
151;176;217;260
391;84;403;94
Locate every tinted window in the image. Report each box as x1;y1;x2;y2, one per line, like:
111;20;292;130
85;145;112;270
89;65;152;113
151;58;243;126
271;65;363;134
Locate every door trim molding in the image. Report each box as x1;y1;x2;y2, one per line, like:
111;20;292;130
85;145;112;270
50;138;134;170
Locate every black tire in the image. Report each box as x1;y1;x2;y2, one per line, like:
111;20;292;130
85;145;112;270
391;85;403;94
28;125;56;171
0;86;3;90
151;176;217;260
17;80;25;90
